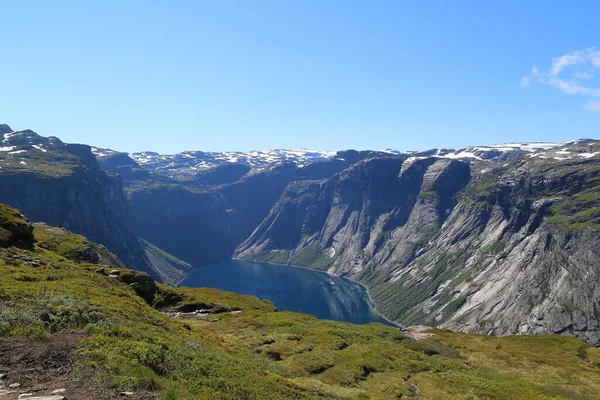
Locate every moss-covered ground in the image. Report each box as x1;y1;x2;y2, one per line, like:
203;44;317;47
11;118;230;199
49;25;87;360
1;205;599;399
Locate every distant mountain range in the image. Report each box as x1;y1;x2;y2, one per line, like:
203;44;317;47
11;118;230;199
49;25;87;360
90;139;597;179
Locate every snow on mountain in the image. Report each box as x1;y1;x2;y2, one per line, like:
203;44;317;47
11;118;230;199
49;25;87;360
89;139;599;179
414;140;583;162
122;149;337;177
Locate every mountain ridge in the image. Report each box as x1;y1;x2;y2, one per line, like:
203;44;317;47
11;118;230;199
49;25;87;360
3;122;600;346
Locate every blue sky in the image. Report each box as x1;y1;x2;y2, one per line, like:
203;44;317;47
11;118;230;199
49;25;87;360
1;1;599;153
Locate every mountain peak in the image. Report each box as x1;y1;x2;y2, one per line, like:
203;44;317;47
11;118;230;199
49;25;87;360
0;124;13;134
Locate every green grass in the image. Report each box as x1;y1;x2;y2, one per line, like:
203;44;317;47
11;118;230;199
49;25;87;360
548;185;600;232
468;173;500;200
0;147;83;177
1;203;599;399
483;241;505;255
255;243;336;271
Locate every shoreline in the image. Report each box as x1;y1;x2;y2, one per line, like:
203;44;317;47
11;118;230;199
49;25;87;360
229;256;401;328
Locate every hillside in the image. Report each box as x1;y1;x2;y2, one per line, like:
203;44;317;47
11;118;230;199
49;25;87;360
236;140;600;345
1;204;599;399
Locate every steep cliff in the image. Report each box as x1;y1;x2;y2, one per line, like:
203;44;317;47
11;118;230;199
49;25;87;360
371;141;600;345
120;151;396;266
236;141;600;345
0;125;185;282
235;156;470;277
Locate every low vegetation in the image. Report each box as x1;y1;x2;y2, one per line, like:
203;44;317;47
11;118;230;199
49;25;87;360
1;204;599;399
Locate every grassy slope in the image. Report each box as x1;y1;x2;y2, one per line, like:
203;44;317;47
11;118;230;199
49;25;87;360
0;207;599;399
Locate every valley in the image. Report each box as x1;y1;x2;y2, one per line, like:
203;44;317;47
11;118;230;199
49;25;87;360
1;124;599;348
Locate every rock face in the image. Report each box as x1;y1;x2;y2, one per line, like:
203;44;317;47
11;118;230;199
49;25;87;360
121;153;396;265
0;130;149;271
126;163;304;265
236;141;600;345
0;126;186;280
236;157;470;277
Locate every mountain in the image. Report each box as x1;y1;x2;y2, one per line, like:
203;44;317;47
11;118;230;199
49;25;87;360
1;203;599;399
4;121;600;345
93;147;337;179
0;125;189;282
92;140;585;179
91;135;600;344
95;146;397;265
236;140;600;345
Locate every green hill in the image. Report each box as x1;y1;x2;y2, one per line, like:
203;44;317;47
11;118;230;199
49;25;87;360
0;204;599;399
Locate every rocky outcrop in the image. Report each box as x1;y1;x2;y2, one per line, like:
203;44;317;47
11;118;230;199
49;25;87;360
33;223;125;269
236;157;470;280
0;127;186;280
0;204;34;249
236;144;600;345
372;149;600;345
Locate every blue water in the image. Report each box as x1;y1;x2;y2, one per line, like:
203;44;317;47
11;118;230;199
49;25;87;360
181;259;394;326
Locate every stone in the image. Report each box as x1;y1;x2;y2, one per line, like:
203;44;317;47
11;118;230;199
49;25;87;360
8;383;20;388
51;389;66;394
95;267;107;275
118;391;134;396
0;374;5;379
18;393;33;399
0;389;17;396
25;397;65;400
110;270;121;275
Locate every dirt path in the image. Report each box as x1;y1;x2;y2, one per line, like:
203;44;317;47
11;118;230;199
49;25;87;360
0;334;155;400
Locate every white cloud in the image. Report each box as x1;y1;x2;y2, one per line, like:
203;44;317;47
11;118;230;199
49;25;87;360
584;100;600;113
522;47;600;111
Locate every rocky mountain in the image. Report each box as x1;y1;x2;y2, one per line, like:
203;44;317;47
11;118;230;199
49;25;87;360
4;121;600;345
92;140;584;179
0;125;188;282
236;140;600;345
93;147;337;179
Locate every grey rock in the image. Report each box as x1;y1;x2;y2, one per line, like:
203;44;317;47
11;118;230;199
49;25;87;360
25;397;65;400
235;142;600;345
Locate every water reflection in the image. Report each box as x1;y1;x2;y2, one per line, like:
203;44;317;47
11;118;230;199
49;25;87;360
181;259;394;326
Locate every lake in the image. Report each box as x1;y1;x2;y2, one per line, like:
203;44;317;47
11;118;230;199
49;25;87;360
181;259;394;326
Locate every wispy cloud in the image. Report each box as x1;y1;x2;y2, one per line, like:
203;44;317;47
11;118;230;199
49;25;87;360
584;100;600;113
522;47;600;111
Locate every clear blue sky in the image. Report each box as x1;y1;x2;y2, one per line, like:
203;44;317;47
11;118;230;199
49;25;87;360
1;1;599;153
